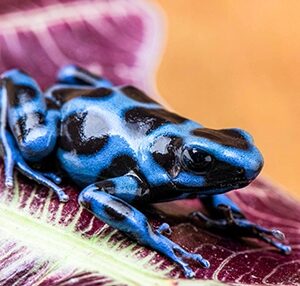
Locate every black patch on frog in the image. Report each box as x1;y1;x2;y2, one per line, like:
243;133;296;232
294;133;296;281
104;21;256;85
104;199;132;221
98;155;137;180
5;82;37;107
148;183;186;203
52;87;112;104
46;98;60;110
95;180;116;192
14;112;45;141
192;128;250;150
125;107;186;135
60;111;108;154
121;86;158;104
152;136;183;178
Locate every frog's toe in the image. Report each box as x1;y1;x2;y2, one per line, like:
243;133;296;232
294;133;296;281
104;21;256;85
258;233;292;254
194;255;210;268
156;223;172;235
41;172;62;185
182;265;196;279
174;245;210;269
185;253;210;269
254;225;292;254
172;249;209;277
4;168;14;189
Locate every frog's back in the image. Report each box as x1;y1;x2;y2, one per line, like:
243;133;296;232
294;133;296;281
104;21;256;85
55;85;187;187
57;85;165;149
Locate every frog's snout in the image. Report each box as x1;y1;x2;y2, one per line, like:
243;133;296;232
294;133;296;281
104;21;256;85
243;144;264;182
245;157;263;181
224;128;264;182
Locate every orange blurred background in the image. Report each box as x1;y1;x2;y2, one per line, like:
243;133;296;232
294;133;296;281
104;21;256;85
155;1;299;198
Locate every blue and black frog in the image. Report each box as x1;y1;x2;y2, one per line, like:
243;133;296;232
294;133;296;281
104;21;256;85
0;66;291;278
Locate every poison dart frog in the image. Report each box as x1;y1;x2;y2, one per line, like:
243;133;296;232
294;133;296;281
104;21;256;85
0;66;291;278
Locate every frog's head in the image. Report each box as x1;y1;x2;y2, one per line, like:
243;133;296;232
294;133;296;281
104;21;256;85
173;127;264;194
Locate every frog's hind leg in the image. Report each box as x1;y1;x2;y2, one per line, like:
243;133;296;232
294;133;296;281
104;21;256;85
57;65;113;88
0;71;68;202
78;175;210;278
192;194;291;254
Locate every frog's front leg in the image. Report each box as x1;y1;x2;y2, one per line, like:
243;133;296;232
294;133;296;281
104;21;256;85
79;174;210;278
0;70;68;202
191;194;291;254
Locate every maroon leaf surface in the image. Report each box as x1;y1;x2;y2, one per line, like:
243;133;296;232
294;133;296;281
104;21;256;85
0;1;299;285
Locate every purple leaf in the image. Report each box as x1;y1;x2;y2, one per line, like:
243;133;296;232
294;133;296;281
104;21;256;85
0;0;164;93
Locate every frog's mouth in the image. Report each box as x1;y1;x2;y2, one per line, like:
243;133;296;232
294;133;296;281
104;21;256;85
199;179;252;195
172;176;251;193
173;178;252;196
213;179;251;190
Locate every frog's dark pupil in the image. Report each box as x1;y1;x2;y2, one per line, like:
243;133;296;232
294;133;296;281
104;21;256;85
182;148;214;174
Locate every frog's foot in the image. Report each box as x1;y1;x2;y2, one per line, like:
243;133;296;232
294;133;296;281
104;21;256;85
190;205;291;254
152;224;210;278
1;131;68;202
160;236;210;278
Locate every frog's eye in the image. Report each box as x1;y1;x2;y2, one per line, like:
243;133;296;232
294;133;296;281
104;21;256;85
181;147;214;174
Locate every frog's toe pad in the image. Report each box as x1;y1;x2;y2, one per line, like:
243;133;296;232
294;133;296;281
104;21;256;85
4;176;14;189
182;265;196;279
156;223;172;235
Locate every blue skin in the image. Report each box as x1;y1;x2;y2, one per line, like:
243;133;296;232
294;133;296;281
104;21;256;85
0;66;291;278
